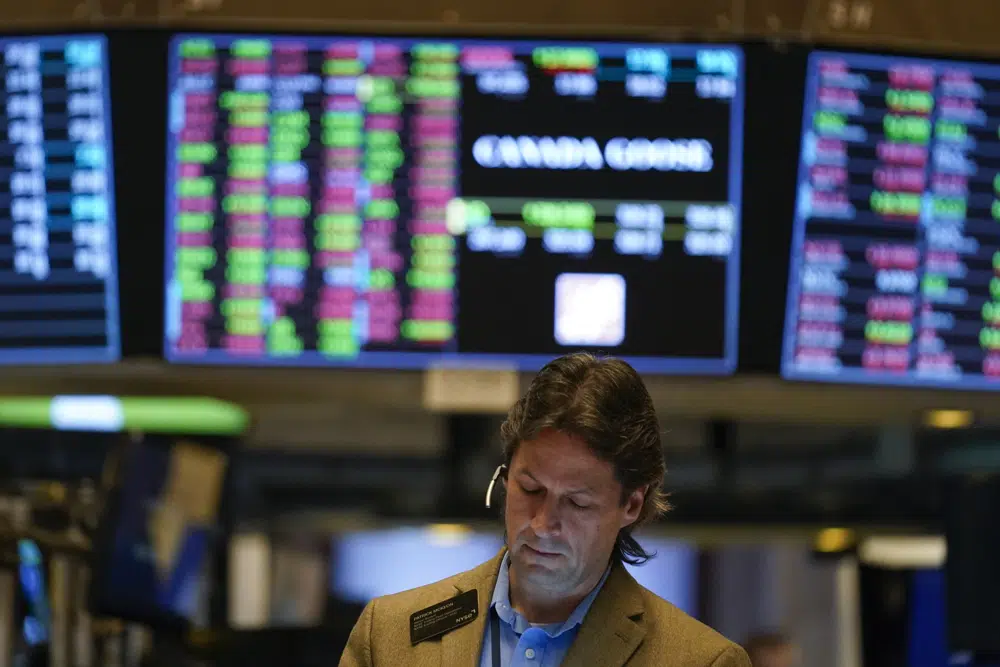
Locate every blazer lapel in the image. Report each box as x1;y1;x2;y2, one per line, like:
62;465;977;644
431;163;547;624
439;549;505;667
561;563;647;667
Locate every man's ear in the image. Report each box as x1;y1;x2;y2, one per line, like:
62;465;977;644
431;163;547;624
620;484;648;529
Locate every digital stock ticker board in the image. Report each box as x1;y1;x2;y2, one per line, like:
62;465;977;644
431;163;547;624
0;35;119;364
163;35;743;372
783;51;1000;390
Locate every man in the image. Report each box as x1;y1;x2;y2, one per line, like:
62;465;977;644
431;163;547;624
744;632;798;667
340;353;750;667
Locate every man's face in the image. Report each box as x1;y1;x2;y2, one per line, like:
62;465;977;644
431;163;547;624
504;429;645;598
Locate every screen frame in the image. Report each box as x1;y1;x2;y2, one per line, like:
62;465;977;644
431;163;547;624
161;31;746;374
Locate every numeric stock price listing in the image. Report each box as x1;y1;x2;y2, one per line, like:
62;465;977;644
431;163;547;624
784;51;1000;389
0;35;118;364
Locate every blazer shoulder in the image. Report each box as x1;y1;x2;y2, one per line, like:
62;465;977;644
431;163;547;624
638;589;743;662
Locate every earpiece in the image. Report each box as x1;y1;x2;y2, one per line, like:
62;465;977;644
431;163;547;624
485;464;507;509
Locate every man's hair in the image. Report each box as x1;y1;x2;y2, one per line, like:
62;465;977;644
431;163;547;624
499;352;670;565
744;632;792;664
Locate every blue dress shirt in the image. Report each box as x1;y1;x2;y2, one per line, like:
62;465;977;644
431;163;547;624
478;553;611;667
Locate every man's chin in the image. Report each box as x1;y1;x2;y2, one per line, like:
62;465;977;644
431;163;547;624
513;560;556;583
510;553;574;596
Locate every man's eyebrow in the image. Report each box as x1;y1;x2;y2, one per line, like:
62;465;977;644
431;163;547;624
514;471;596;495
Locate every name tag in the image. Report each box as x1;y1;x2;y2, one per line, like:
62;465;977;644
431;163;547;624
409;590;479;645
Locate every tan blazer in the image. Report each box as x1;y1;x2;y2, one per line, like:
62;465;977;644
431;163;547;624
339;549;750;667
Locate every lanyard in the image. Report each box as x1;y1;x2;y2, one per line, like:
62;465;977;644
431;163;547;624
491;608;501;667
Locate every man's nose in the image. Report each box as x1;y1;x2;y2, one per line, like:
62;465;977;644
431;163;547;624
530;496;561;536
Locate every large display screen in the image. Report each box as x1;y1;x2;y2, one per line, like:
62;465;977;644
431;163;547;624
0;35;119;364
163;34;743;372
783;51;1000;389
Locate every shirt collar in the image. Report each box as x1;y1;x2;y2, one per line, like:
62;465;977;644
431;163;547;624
490;551;612;638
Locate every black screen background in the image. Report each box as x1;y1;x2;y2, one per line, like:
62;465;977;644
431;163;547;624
455;54;733;358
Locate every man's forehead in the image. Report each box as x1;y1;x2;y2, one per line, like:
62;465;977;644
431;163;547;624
511;437;616;490
514;435;598;467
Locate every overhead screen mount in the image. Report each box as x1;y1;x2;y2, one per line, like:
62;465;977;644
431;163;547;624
0;34;120;365
782;50;1000;391
162;35;744;374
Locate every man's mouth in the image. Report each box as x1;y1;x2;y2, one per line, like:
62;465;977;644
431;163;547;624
524;544;560;557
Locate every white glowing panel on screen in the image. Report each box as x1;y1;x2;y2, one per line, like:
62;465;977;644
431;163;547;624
50;395;124;432
554;273;626;347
